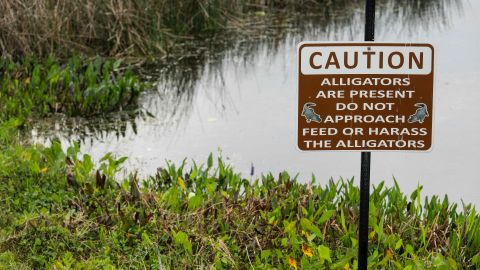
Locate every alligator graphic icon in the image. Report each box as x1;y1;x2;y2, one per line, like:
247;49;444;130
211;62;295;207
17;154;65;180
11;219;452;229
408;103;429;124
301;102;322;123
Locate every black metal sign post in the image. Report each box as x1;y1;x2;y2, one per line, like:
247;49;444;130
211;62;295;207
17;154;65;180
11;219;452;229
359;0;375;269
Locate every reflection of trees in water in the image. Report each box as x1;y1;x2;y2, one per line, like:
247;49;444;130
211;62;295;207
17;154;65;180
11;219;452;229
141;58;202;135
30;111;144;145
33;0;462;142
377;0;464;35
141;0;462;133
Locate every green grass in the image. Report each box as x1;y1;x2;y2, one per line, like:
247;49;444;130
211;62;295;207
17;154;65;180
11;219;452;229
0;121;479;269
0;56;149;122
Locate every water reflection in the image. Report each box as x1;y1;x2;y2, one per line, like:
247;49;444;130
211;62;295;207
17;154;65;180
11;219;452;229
32;111;148;144
33;0;463;141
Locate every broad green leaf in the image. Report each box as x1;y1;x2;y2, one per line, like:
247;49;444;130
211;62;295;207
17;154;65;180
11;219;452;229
318;245;332;263
173;231;192;254
207;153;213;168
395;239;403;250
319;210;335;224
188;195;202;209
300;218;322;237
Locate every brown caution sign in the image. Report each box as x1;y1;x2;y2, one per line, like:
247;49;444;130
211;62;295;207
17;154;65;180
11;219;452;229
297;43;434;151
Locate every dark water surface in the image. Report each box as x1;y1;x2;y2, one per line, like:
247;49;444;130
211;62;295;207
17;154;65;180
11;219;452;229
33;0;480;205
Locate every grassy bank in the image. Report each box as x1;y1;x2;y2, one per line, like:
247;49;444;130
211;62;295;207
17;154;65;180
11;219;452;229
0;122;479;269
3;0;455;58
0;0;315;58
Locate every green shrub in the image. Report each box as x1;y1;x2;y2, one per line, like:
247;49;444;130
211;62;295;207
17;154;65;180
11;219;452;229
0;123;479;269
0;56;149;121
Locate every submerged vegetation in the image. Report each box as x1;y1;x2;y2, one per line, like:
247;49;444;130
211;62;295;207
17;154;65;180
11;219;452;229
0;122;478;269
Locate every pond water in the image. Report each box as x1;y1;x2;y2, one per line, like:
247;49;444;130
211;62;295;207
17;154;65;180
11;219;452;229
33;0;480;205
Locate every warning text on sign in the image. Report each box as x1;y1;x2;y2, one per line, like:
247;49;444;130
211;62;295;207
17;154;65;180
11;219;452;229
297;43;434;151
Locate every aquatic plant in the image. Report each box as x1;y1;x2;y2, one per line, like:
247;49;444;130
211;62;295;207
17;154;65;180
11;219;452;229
0;122;478;269
0;56;149;121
